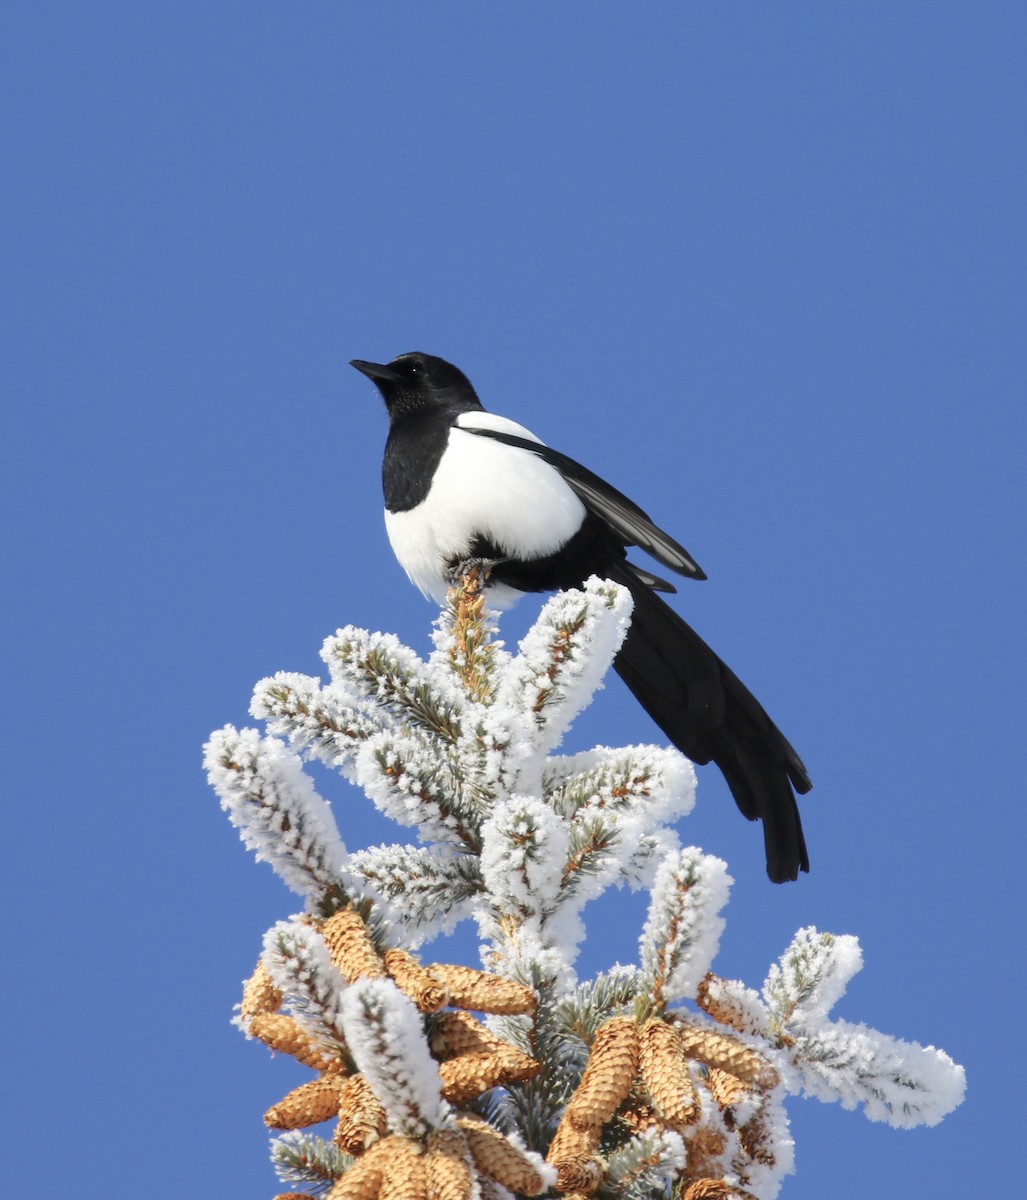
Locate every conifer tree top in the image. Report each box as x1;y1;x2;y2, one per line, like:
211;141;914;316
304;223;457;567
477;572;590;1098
205;576;964;1198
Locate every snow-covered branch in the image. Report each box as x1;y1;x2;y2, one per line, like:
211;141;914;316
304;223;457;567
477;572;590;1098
762;927;966;1129
204;726;363;910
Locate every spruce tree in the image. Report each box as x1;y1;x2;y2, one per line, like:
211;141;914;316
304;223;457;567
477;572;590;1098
205;572;964;1199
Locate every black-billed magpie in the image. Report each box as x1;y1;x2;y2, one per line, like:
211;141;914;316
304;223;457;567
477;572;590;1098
351;351;811;882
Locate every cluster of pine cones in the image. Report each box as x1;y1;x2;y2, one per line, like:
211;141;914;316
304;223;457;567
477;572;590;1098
241;907;782;1199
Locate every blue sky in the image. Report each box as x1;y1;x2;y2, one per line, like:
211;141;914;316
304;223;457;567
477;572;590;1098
3;4;1024;1196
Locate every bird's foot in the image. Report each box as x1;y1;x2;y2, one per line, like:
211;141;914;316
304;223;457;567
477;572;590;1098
447;556;504;596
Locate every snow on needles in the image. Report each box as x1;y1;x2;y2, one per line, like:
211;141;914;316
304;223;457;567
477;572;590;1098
640;847;732;1003
762;928;966;1128
260;918;350;1048
496;576;633;756
341;977;450;1138
204;726;362;908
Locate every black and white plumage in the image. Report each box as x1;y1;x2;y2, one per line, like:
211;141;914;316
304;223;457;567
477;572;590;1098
351;351;812;882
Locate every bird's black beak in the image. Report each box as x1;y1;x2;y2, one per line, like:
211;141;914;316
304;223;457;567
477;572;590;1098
350;358;400;384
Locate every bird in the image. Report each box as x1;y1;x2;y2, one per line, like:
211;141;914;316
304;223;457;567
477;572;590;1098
351;351;811;882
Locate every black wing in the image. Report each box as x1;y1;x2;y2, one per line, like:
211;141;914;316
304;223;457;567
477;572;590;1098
465;426;707;581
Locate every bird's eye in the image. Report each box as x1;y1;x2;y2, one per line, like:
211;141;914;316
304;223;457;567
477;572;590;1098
407;359;423;376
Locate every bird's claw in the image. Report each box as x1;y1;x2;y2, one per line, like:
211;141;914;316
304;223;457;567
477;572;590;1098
447;557;502;595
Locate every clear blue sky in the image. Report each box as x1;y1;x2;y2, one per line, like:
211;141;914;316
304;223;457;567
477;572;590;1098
3;4;1024;1196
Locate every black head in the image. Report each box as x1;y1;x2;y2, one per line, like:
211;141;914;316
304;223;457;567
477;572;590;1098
350;352;483;420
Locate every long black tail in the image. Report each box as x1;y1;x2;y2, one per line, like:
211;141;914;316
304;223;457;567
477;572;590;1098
610;564;811;882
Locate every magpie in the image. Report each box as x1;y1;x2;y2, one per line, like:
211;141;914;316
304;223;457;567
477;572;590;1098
351;351;811;882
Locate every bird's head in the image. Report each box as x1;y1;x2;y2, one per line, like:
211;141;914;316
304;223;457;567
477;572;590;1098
350;352;482;419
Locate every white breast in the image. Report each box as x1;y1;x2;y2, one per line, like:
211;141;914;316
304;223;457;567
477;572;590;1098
385;413;587;607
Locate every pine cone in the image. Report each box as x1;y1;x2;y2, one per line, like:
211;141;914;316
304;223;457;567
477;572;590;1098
423;962;536;1014
694;974;760;1037
682;1125;728;1179
425;1129;474;1200
324;1134;399;1199
457;1113;550;1196
677;1022;779;1089
682;1181;742;1200
705;1067;750;1111
378;1136;427;1200
552;1153;603;1197
438;1047;538;1104
335;1074;389;1153
241;958;282;1018
264;1074;345;1129
249;1011;342;1073
429;1010;513;1060
738;1103;777;1167
565;1015;639;1130
383;948;449;1011
638;1018;699;1130
546;1118;602;1195
320;909;387;982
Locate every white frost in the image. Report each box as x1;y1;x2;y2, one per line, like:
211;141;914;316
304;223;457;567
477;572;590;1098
495;578;633;755
203;726;361;907
764;928;967;1128
640;847;732;1001
261;918;349;1046
340;976;450;1137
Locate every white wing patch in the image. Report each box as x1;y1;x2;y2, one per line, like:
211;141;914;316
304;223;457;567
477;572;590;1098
454;411;545;443
385;416;587;607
